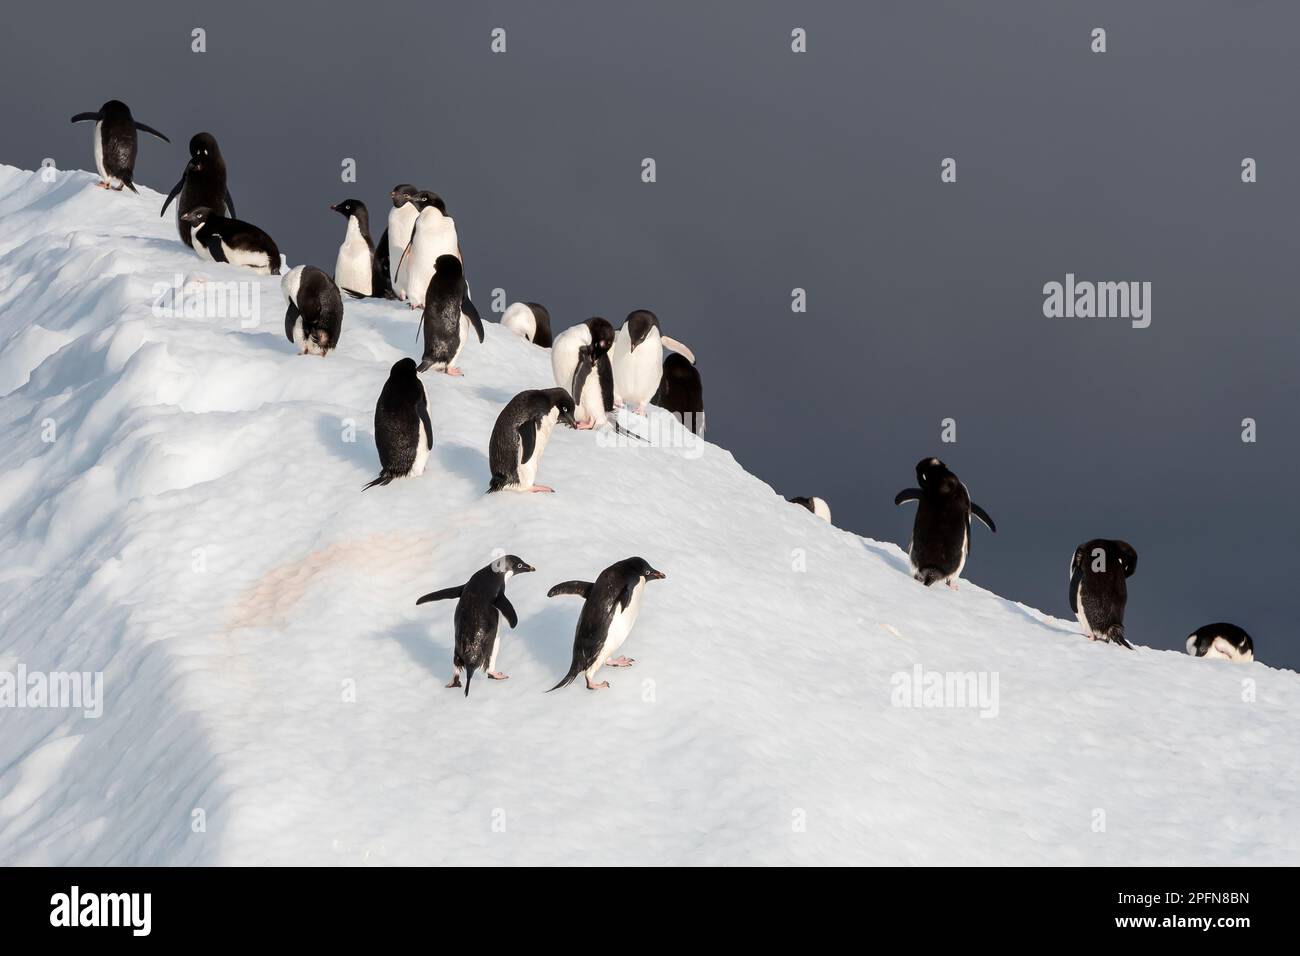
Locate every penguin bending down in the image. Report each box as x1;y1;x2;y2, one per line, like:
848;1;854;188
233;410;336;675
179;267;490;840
788;496;832;523
160;133;235;247
653;351;705;435
70;100;170;192
329;199;388;297
552;318;615;404
547;557;666;692
894;457;995;589
416;555;536;696
1186;622;1254;662
394;196;460;308
281;266;343;356
417;255;483;375
550;317;640;440
383;184;422;286
500;302;553;347
363;358;432;490
487;388;577;493
179;207;281;274
1069;539;1137;648
610;310;695;415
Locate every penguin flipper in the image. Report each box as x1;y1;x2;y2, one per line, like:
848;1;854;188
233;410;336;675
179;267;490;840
517;420;537;464
894;488;922;506
618;580;638;612
1068;555;1083;615
224;187;236;219
134;121;170;143
201;229;228;263
284;301;300;343
493;594;518;629
971;502;996;533
598;354;615;413
70;111;100;123
160;173;185;217
419;403;433;451
547;581;593;599
463;293;484;343
416;586;464;605
660;336;696;364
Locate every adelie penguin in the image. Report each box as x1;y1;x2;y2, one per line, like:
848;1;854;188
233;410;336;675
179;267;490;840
610;310;694;415
281;265;343;356
548;557;666;692
417;255;483;375
788;496;832;523
395;192;460;308
330;199;390;298
416;555;536;696
487;388;577;493
363;358;432;489
179;206;282;275
894;458;996;589
1186;622;1254;663
551;317;641;440
500;302;553;348
653;352;705;435
70;100;170;192
160;133;235;247
1069;539;1137;648
383;184;427;286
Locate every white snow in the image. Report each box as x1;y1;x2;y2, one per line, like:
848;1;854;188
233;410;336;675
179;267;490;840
0;165;1297;865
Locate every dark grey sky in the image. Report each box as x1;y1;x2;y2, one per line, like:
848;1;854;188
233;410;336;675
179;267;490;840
4;1;1296;668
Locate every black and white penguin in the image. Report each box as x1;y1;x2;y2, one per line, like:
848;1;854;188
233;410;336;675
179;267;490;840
894;457;996;589
552;318;615;404
1068;539;1137;648
415;554;536;696
159;132;234;247
487;388;577;493
179;207;281;275
500;302;553;348
281;265;343;356
329;199;388;298
1186;622;1254;662
610;310;695;415
70;100;169;192
653;351;705;435
788;496;832;523
394;193;459;308
363;358;432;490
547;557;666;692
417;255;483;375
384;184;429;286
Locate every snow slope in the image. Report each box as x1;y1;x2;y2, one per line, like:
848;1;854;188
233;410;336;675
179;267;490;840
0;165;1297;866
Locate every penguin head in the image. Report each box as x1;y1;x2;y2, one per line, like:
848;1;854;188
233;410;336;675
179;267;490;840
545;388;578;428
391;357;419;378
433;254;462;279
627;557;666;582
330;199;365;219
1113;540;1138;577
414;190;447;214
100;100;130;119
189;132;220;162
625;310;660;351
915;457;953;485
492;555;536;577
179;206;214;224
586;317;615;355
389;183;419;207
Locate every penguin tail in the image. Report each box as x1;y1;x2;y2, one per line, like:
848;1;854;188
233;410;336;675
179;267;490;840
416;358;433;373
1109;626;1134;649
547;667;580;693
463;667;475;698
486;474;508;494
362;473;394;491
914;568;943;587
341;287;366;300
122;178;138;195
612;420;647;443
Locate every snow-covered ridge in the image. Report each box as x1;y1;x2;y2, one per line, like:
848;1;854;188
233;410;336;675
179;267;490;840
0;165;1296;865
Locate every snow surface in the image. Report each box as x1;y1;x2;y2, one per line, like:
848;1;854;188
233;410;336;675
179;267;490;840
0;165;1297;866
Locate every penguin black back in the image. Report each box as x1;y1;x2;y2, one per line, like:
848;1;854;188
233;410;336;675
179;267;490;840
894;457;995;587
653;351;705;434
365;358;432;490
70;99;170;193
1069;539;1137;648
417;255;482;372
527;303;554;348
1186;622;1254;661
487;388;576;492
161;132;234;246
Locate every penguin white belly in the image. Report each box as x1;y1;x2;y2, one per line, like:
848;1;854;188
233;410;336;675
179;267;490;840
388;206;418;285
93;122;108;182
401;217;458;308
410;419;430;478
335;219;372;295
576;368;607;427
588;580;645;675
950;529;968;583
487;619;502;673
448;312;470;368
290;316;307;353
551;327;586;397
501;303;536;342
1075;584;1092;636
1204;636;1250;661
612;328;662;407
223;241;272;274
515;410;557;489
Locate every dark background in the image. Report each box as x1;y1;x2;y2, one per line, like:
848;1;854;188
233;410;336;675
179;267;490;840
3;1;1295;668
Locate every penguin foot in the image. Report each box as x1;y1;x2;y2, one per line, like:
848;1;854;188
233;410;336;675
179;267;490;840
527;485;555;493
614;399;625;409
945;580;960;591
95;181;110;189
445;367;464;377
633;403;647;415
575;420;595;430
445;674;462;689
584;677;610;690
605;656;635;667
487;671;509;680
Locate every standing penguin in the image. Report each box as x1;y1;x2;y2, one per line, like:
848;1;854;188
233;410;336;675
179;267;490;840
394;196;460;308
552;318;615;403
70;100;170;192
417;255;483;375
653;351;705;435
500;302;554;347
487;388;577;493
329;199;387;297
415;555;536;696
363;358;433;490
179;206;282;274
1186;623;1254;662
610;310;695;415
381;184;422;286
547;557;666;692
1069;539;1138;648
281;265;343;356
894;457;996;589
159;133;235;246
788;496;832;523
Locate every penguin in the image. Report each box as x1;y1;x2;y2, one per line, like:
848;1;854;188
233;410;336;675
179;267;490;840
159;132;235;247
552;317;615;405
788;496;832;523
329;199;387;297
894;457;996;589
385;184;432;285
179;207;282;275
281;265;343;356
1186;622;1254;662
417;255;483;375
1068;539;1137;648
547;557;666;692
610;310;695;415
363;358;432;490
394;195;460;308
70;100;169;192
500;302;553;347
415;555;536;696
653;351;705;435
487;388;577;493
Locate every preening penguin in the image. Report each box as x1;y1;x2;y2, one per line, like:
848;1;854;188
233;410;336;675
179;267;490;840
552;318;615;403
415;555;536;696
788;496;832;523
894;457;996;589
1069;539;1137;648
394;194;460;308
179;206;282;275
363;358;433;490
653;351;705;435
281;265;343;356
1186;622;1254;662
487;388;577;493
417;254;483;375
70;100;169;192
547;557;666;692
501;302;553;347
160;132;234;246
329;199;387;297
610;310;695;415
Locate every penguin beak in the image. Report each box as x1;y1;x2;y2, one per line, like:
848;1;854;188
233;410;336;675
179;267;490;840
519;564;536;574
646;569;666;581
